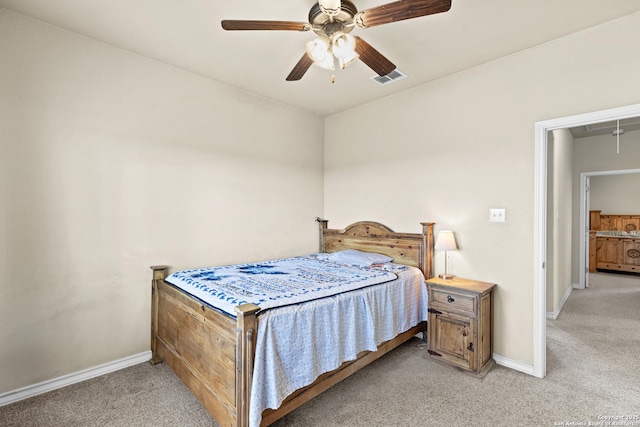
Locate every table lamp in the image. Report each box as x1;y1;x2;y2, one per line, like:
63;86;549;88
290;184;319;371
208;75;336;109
434;230;458;279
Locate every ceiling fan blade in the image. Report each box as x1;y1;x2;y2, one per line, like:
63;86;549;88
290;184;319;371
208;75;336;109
354;36;396;76
221;20;311;31
356;0;451;28
286;53;314;81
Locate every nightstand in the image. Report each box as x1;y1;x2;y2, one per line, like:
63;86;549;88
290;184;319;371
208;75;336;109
426;276;496;379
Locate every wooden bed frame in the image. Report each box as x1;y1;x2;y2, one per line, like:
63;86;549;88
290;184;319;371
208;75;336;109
150;220;434;427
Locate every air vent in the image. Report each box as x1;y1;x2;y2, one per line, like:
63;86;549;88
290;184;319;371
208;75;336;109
370;69;407;86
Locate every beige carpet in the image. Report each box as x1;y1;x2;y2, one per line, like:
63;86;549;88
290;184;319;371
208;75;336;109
2;272;639;426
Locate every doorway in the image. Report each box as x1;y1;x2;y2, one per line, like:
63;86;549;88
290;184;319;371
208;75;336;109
533;102;640;379
579;169;640;289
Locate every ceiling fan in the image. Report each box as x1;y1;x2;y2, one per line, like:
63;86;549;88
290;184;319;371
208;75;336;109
221;0;452;81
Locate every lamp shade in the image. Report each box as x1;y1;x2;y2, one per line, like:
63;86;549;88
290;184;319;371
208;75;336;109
306;36;335;70
434;230;458;251
332;32;359;69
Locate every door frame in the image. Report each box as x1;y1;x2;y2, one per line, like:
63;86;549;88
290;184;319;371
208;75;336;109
533;102;640;379
581;175;590;289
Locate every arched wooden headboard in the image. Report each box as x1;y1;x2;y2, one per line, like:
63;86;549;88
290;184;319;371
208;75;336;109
317;219;435;279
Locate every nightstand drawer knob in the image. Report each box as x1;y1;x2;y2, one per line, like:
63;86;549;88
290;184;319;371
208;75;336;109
467;343;474;352
447;295;455;303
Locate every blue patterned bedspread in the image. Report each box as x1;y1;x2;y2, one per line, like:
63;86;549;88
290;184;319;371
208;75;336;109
165;254;398;316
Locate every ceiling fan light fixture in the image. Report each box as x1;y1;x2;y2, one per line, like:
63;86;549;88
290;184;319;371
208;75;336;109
331;32;356;55
332;32;359;69
221;0;453;81
337;54;358;69
317;54;336;70
306;36;335;70
306;36;330;61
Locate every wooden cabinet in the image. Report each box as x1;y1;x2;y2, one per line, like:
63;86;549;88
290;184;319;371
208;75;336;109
589;211;640;274
590;210;601;231
620;217;640;232
589;230;598;273
426;277;496;379
596;237;640;273
623;240;640;267
591;211;640;232
597;238;620;264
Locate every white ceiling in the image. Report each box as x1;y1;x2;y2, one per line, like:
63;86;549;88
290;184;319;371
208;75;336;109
2;0;640;116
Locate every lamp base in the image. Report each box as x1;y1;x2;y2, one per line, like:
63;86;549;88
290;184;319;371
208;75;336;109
438;274;455;280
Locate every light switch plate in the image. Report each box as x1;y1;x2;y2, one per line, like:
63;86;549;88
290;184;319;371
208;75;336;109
489;208;506;223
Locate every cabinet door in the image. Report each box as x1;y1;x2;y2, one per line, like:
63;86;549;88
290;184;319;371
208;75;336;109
596;238;618;263
623;241;640;267
428;311;474;370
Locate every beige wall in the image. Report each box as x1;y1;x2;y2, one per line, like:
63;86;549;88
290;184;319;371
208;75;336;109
571;130;640;282
547;129;573;314
0;9;324;394
4;6;640;394
325;12;640;365
590;173;640;214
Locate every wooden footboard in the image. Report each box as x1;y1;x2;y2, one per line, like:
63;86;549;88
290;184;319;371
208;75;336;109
150;220;434;427
151;265;259;427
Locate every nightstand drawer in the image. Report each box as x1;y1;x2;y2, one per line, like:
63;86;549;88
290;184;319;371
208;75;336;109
431;288;476;315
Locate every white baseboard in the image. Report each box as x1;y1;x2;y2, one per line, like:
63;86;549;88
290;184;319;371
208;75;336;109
546;285;573;320
1;348;535;405
493;353;535;376
0;351;152;407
